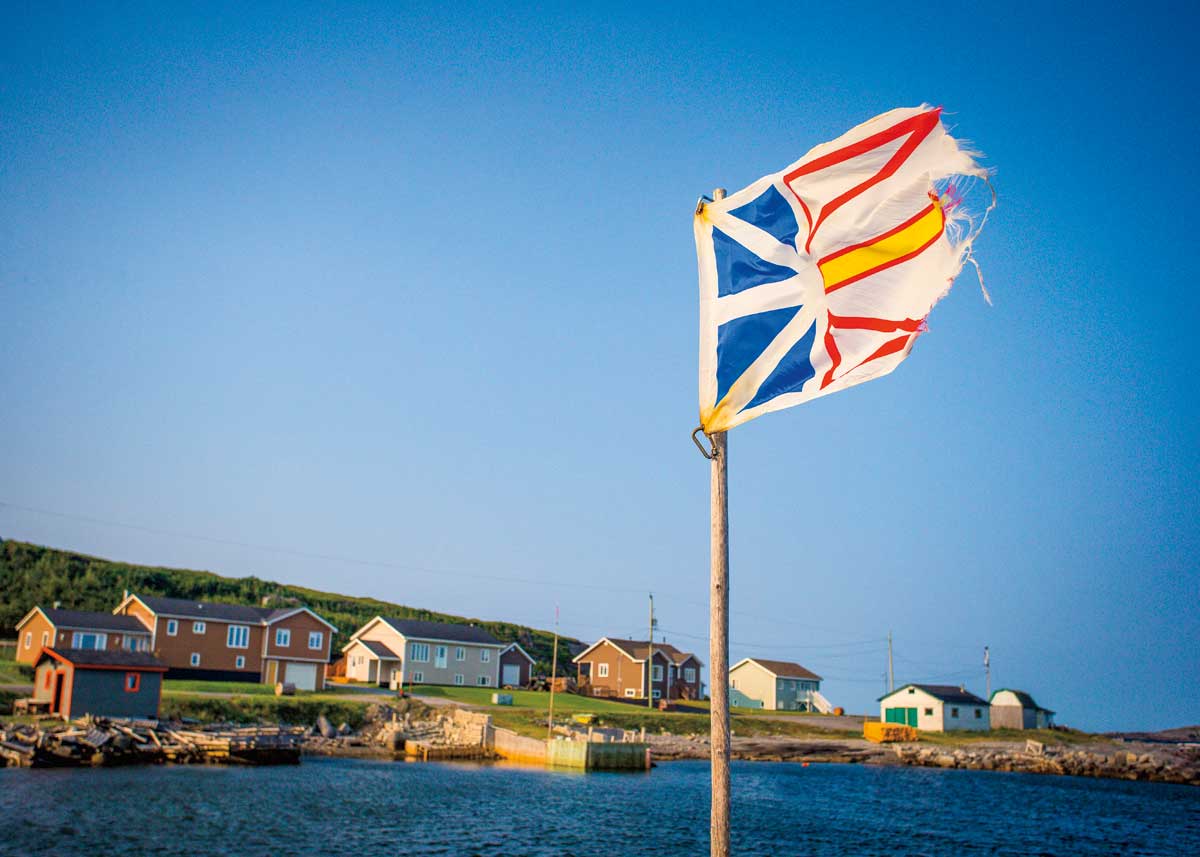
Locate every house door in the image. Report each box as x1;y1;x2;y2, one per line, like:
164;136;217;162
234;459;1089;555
52;671;65;715
906;708;918;727
502;664;520;686
265;660;279;685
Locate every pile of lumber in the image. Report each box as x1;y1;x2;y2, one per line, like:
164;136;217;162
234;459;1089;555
525;675;578;693
0;717;305;768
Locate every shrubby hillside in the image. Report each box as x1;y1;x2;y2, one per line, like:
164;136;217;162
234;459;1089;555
0;539;575;671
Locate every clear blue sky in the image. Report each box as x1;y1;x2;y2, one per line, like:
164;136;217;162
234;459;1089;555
2;3;1196;732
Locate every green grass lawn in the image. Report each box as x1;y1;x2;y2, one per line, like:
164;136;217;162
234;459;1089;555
163;679;280;695
0;647;32;685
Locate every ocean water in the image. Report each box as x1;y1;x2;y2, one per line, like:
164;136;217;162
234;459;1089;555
1;758;1197;856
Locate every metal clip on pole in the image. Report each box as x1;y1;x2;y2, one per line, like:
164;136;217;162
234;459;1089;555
692;426;717;460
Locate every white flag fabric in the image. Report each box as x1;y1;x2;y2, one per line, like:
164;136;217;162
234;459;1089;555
694;106;990;433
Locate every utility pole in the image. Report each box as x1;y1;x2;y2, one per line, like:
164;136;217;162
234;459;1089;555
984;645;991;699
547;605;559;740
647;593;655;709
887;630;894;693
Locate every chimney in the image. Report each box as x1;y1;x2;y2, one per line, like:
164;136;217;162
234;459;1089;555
123;589;129;600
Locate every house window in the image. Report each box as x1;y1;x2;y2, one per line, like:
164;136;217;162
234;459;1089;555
455;674;464;686
41;631;49;647
227;625;250;649
24;632;32;649
652;665;663;681
167;620;178;636
190;653;201;667
455;647;466;661
308;631;323;650
44;670;53;688
411;671;424;683
598;663;610;678
236;656;246;669
624;688;637;698
924;708;933;716
480;649;490;663
951;707;960;718
477;675;491;686
975;708;983;719
193;621;206;634
684;667;696;683
123;636;143;651
652;689;661;699
124;673;141;693
436;646;448;668
907;687;915;694
411;643;430;662
72;632;107;650
276;628;291;647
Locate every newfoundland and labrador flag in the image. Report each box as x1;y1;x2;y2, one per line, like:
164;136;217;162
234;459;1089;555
695;105;990;433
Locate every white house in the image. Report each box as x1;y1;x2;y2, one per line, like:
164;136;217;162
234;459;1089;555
879;684;990;732
728;658;831;712
343;617;505;688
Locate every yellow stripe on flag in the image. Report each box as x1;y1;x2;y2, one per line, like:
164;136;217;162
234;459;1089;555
819;203;945;293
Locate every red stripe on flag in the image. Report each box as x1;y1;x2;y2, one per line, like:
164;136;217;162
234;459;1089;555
784;107;941;254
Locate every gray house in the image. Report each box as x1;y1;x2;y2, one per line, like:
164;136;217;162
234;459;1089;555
32;648;166;720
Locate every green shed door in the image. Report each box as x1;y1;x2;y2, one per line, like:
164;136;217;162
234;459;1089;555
884;707;903;724
906;708;918;727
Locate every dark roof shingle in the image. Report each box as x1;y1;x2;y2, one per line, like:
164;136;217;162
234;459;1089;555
380;618;501;645
135;595;274;624
740;658;822;681
41;647;166;669
40;608;150;634
885;684;988;705
357;639;400;659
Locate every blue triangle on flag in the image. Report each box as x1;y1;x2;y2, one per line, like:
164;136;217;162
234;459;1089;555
713;227;798;298
741;320;817;412
729;185;800;250
716;305;801;404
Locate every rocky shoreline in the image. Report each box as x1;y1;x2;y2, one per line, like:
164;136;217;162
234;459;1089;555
638;731;1199;786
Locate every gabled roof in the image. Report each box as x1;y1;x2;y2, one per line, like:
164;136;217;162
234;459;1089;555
130;594;274;623
500;642;535;663
572;637;703;668
18;606;150;634
732;657;822;681
351;639;401;659
880;683;988;705
37;647;167;671
990;688;1054;713
121;595;334;631
378;617;502;646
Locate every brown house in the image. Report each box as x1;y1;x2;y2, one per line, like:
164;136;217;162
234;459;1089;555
32;648;166;720
113;594;336;690
14;607;152;664
498;643;535;687
572;637;704;701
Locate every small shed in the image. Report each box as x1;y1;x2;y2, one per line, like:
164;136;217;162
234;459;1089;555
990;688;1055;729
32;648;167;720
499;643;535;688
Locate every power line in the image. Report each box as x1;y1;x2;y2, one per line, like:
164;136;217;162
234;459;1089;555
0;500;651;596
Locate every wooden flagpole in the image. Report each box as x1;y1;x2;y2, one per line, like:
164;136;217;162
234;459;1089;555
710;183;731;857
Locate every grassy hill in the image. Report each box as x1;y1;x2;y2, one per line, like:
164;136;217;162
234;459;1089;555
0;538;577;671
